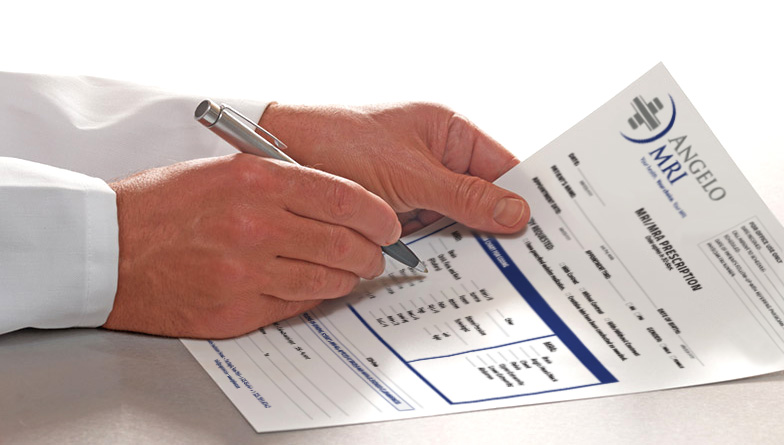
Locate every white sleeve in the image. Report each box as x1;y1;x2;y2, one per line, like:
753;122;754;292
0;71;269;334
0;158;118;334
0;71;268;181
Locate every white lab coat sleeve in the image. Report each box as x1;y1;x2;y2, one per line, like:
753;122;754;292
0;71;269;334
0;158;118;334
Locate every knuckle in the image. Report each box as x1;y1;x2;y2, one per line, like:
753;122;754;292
303;266;359;298
212;257;250;289
304;266;332;296
359;250;383;279
446;112;472;141
457;175;490;205
226;153;258;178
222;206;282;246
326;178;360;222
225;153;276;188
455;175;492;224
326;226;354;264
331;273;360;298
339;273;361;295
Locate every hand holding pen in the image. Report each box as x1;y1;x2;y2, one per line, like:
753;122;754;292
105;151;402;339
195;100;428;272
104;101;528;339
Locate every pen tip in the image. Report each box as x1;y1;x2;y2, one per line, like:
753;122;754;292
414;262;428;274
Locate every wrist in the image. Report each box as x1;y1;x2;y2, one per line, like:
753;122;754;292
258;103;303;159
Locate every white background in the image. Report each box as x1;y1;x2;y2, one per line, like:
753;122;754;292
2;0;783;202
3;0;781;202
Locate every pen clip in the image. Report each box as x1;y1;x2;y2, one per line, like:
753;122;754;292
220;104;288;151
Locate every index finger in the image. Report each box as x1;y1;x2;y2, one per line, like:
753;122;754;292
442;112;520;182
282;165;402;246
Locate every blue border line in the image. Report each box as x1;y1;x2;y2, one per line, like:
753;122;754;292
348;305;455;404
475;234;617;384
406;222;458;246
351;305;613;405
347;228;617;405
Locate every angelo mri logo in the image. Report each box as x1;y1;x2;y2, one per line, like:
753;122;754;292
620;93;726;201
621;94;676;144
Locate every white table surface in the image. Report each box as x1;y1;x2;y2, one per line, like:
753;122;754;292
2;327;783;445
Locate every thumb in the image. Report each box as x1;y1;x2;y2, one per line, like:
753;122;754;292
413;169;530;233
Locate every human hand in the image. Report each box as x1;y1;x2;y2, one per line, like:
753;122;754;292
102;154;400;339
259;103;529;235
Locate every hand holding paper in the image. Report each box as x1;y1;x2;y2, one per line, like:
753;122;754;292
259;102;530;235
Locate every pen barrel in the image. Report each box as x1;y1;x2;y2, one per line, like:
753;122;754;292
195;99;297;164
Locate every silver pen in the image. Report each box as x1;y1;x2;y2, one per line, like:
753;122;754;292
194;100;428;273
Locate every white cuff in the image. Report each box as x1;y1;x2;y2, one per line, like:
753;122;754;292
0;158;118;334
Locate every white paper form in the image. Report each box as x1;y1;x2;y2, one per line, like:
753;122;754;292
182;64;784;432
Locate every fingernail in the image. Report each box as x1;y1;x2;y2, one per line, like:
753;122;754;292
375;255;387;278
493;198;526;227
